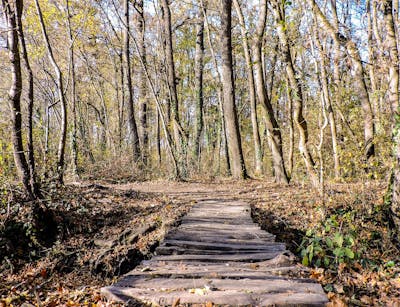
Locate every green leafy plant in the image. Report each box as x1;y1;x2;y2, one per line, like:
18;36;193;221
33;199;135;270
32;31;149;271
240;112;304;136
299;213;356;269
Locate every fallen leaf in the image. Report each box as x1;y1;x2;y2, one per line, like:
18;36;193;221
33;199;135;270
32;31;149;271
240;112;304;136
172;297;180;307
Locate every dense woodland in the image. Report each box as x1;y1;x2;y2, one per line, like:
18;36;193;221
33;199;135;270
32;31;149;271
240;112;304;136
1;0;400;305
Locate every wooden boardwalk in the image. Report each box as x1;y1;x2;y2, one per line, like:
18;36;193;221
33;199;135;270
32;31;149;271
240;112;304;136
101;199;328;306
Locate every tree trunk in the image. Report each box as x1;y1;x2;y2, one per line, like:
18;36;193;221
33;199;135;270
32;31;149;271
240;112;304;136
34;0;67;184
66;0;79;178
2;0;34;199
273;0;319;187
313;27;340;179
192;4;205;167
160;0;186;175
15;0;40;197
286;78;295;178
220;0;247;179
201;0;231;175
134;0;148;165
310;0;375;161
233;0;263;176
252;0;288;183
123;0;140;161
385;0;400;231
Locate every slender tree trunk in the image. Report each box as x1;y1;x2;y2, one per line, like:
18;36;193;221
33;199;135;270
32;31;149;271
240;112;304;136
192;4;205;168
2;0;34;199
313;27;340;179
367;0;379;116
134;0;148;165
273;0;319;187
220;0;247;179
15;0;40;197
384;0;400;231
156;109;161;167
201;0;231;175
35;0;67;184
285;77;294;178
253;0;289;183
119;51;125;150
160;0;186;176
233;0;262;175
66;0;79;178
310;0;375;161
123;0;140;161
127;20;180;179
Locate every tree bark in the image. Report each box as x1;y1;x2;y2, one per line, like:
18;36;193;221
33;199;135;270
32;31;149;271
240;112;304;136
252;0;288;183
273;0;319;187
201;0;231;175
34;0;68;184
66;0;79;178
123;0;140;161
15;0;40;197
160;0;186;175
313;27;340;179
233;0;263;176
134;0;148;165
220;0;247;179
2;0;34;199
310;0;375;161
192;4;205;167
385;0;400;231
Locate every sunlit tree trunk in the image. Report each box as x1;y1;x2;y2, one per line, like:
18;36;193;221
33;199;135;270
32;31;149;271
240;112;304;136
201;0;231;175
311;0;375;161
233;0;262;176
2;0;34;199
160;0;186;176
385;0;400;232
273;0;318;187
252;0;288;183
192;4;205;167
66;0;79;178
313;26;340;179
134;0;148;165
220;0;247;179
123;0;140;161
15;0;40;197
34;0;67;184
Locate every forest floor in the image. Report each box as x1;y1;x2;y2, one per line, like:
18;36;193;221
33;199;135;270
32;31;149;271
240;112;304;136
0;178;399;306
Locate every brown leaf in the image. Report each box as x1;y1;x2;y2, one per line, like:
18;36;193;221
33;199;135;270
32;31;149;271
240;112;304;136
172;297;180;307
40;268;47;278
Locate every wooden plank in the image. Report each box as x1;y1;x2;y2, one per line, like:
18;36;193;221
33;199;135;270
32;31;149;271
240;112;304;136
101;287;255;305
101;287;328;306
142;253;298;271
168;232;275;243
181;218;256;226
155;245;286;255
120;266;309;280
151;251;282;262
259;292;329;306
162;239;286;250
113;277;324;294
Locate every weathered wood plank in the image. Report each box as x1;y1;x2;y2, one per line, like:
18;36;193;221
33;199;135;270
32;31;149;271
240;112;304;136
113;277;324;293
150;251;282;262
155;246;286;255
120;267;309;280
162;239;286;250
102;287;328;306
